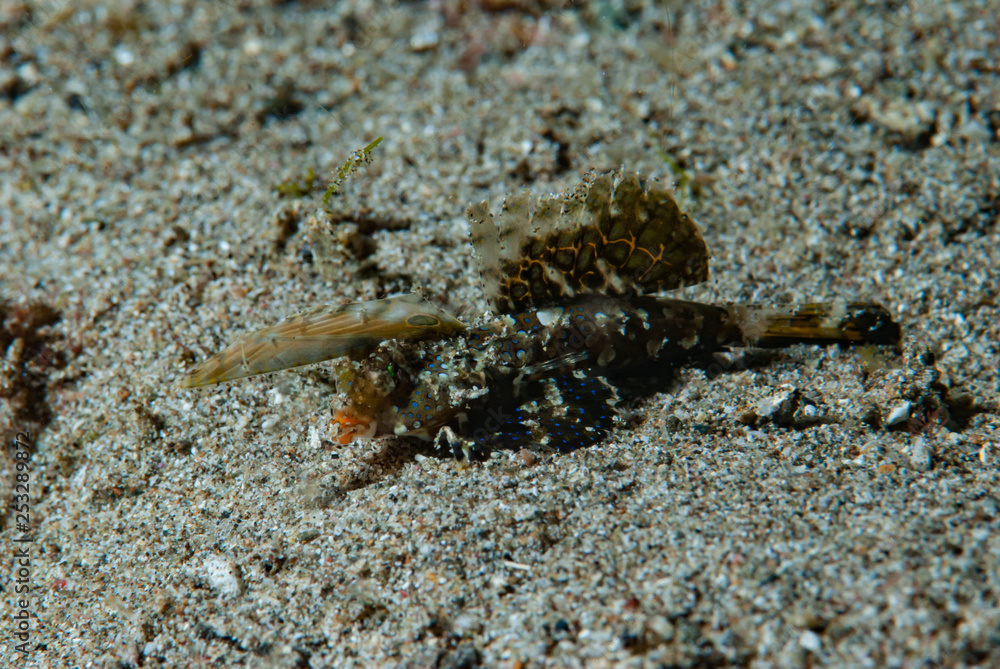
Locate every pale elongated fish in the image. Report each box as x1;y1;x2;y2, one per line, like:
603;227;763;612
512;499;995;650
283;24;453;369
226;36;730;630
179;294;465;388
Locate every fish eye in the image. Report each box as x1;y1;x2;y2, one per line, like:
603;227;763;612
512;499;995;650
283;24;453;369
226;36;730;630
406;315;441;327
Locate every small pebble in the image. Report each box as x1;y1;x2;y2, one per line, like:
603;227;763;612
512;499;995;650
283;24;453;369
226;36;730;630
799;630;823;653
204;556;244;597
885;401;912;427
909;436;932;471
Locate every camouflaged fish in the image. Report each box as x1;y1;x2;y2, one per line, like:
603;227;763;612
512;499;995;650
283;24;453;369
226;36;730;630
180;170;900;460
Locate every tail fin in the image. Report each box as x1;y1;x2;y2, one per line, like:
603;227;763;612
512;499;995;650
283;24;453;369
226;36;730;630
743;302;901;349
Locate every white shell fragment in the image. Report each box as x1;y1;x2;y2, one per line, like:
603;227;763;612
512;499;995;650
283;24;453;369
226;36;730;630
204;555;245;596
756;384;822;428
757;385;799;423
885;401;913;428
908;436;932;471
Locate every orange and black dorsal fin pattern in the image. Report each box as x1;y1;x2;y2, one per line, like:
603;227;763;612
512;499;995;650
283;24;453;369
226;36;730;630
468;169;710;315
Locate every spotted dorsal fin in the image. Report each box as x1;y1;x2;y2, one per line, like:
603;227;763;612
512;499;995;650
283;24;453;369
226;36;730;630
468;169;710;314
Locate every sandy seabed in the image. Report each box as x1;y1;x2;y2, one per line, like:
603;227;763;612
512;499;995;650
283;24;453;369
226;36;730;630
1;1;998;667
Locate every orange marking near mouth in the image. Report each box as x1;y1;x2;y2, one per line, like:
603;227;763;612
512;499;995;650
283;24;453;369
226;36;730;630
332;409;373;445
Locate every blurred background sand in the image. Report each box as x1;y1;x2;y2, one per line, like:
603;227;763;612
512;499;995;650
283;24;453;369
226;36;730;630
1;1;998;666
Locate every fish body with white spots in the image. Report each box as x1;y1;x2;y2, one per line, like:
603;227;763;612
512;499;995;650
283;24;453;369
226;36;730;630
180;170;900;459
